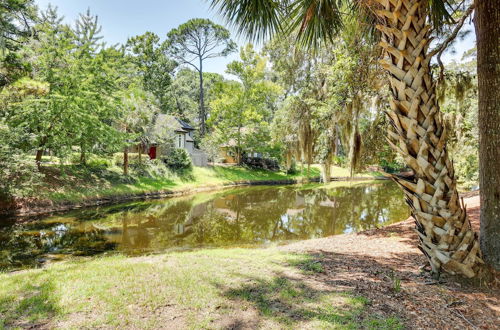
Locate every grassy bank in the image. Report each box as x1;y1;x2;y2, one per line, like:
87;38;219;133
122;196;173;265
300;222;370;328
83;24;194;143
35;163;379;204
0;248;401;329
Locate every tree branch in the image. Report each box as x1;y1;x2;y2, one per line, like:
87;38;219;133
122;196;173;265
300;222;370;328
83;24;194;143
429;2;475;82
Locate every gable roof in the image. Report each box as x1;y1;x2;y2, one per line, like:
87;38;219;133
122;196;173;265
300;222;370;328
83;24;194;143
147;114;197;143
177;118;195;131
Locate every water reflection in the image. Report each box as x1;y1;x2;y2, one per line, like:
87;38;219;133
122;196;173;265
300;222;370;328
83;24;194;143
0;182;409;269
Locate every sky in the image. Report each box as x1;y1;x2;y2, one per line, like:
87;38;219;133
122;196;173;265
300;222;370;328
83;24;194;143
34;0;476;77
34;0;243;77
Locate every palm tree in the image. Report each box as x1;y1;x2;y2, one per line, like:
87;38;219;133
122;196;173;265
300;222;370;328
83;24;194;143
209;0;482;278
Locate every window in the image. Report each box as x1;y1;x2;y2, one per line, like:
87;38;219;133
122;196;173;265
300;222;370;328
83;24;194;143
178;134;182;148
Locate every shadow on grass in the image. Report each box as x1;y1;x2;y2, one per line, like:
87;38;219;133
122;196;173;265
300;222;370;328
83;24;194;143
0;276;58;328
213;253;406;329
221;274;368;328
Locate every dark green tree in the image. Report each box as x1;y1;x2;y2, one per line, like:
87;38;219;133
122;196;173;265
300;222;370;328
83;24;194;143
0;0;36;88
165;18;236;135
126;32;176;112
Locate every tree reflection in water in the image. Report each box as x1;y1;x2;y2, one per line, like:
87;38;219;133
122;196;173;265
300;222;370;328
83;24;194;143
0;182;409;269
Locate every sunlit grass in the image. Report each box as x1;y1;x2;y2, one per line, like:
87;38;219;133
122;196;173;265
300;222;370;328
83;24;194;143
0;248;402;329
41;162;381;204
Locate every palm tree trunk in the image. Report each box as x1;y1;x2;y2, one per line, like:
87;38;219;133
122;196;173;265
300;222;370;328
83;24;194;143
374;0;482;277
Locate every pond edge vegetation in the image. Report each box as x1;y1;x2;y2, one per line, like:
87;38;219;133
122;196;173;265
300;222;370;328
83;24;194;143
2;164;385;217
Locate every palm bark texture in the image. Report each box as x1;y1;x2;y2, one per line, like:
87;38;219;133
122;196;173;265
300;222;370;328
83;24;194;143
209;0;484;278
373;0;482;278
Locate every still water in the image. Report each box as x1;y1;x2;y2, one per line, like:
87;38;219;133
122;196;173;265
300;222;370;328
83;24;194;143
0;181;409;269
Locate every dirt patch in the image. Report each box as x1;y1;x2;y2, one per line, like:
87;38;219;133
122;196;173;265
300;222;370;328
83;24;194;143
280;195;500;329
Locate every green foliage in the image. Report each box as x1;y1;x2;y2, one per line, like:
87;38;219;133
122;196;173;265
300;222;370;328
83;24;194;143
291;257;325;274
168;68;224;129
166;18;236;62
209;44;281;162
0;122;42;198
0;0;37;87
1;7;126;163
210;0;452;49
125;32;176;112
437;55;479;188
162;148;192;171
166;18;236;134
132;159;171;178
200;134;221;163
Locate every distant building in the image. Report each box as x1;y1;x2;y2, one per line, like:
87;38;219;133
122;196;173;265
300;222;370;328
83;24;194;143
218;127;263;164
145;114;208;167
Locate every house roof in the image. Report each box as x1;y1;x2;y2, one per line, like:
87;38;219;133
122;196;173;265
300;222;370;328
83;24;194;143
147;114;196;143
177;118;195;131
154;114;196;133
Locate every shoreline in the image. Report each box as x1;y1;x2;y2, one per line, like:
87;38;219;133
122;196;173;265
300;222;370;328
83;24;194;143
1;175;387;218
1;194;497;329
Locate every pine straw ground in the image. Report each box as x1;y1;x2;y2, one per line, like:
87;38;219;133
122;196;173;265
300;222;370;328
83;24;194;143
280;194;500;329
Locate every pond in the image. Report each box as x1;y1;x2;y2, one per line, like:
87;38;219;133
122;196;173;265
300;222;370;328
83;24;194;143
0;181;410;270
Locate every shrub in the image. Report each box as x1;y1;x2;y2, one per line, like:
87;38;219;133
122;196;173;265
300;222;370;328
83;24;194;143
132;159;171;178
69;153;114;167
285;161;299;175
113;152;143;166
333;155;348;167
0;149;43;199
242;156;279;171
162;148;192;171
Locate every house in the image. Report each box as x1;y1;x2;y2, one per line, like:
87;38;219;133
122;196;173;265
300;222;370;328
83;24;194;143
218;127;263;164
145;114;208;167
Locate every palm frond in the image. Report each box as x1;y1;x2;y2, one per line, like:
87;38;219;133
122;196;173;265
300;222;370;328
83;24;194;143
286;0;344;49
208;0;284;43
428;0;453;31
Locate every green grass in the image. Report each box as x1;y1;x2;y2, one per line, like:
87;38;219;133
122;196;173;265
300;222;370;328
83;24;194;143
0;248;402;329
38;162;380;205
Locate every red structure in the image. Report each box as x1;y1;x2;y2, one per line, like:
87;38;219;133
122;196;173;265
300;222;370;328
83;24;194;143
148;146;157;160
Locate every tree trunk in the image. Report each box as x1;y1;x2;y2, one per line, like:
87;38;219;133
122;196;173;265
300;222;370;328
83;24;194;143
80;145;86;165
123;147;129;175
35;136;48;170
374;0;482;278
199;60;206;136
322;160;331;183
138;144;142;164
474;0;500;270
35;149;44;170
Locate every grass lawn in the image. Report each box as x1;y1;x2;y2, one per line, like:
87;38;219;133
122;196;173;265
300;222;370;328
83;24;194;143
40;163;379;204
0;248;402;329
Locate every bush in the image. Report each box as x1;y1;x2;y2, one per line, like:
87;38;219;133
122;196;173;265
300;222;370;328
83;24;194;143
132;159;171;178
454;145;479;189
242;156;279;171
162;148;192;171
333;155;348;167
69;153;113;167
113;152;143;166
379;158;406;173
0;123;44;199
285;161;299;175
0;149;43;199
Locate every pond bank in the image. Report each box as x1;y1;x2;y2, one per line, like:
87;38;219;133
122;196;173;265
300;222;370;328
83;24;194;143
1;164;385;217
1;195;497;329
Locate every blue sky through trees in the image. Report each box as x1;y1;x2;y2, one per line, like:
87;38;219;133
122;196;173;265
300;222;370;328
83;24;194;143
35;0;475;77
